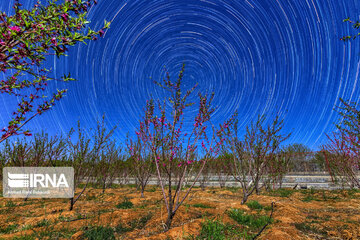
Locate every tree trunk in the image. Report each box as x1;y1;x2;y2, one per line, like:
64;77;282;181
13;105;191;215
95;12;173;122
140;185;145;198
255;179;260;195
102;180;106;194
69;197;74;211
241;191;249;204
200;181;205;191
165;211;175;231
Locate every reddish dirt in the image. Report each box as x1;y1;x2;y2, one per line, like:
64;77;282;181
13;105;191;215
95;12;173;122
0;186;359;239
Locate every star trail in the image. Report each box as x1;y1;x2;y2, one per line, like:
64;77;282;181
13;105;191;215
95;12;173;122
1;0;360;150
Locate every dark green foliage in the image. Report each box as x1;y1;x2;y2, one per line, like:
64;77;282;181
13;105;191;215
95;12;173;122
302;195;317;202
228;209;272;230
12;236;35;240
198;219;227;240
192;203;214;209
196;219;251;240
115;198;134;209
0;223;19;234
265;188;294;197
147;186;157;192
5;200;16;207
34;219;51;228
128;213;152;229
82;226;115;240
114;223;133;234
246;200;263;210
294;222;327;236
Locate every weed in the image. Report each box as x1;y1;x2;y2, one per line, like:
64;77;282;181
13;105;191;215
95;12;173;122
32;227;77;239
97;209;112;214
197;218;252;240
115;223;133;234
128;213;152;229
21;224;33;230
347;189;360;198
266;188;293;197
263;205;273;211
86;194;98;201
0;223;19;234
198;219;227;240
225;187;240;193
246;200;263;210
34;219;51;228
294;222;327;236
302;195;318;202
5;200;16;207
147;186;156;192
12;236;35;240
192;203;214;209
83;226;116;240
115;198;134;209
228;209;272;230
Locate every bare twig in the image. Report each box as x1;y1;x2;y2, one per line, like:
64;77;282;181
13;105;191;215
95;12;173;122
252;202;275;240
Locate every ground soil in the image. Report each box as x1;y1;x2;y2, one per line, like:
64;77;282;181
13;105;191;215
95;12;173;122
0;185;359;239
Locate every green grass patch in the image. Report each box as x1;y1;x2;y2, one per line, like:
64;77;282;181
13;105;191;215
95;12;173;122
32;227;77;239
263;205;273;211
294;222;327;236
194;218;252;240
0;223;19;234
198;219;228;240
12;236;35;240
192;203;214;209
246;200;263;210
147;186;157;192
115;223;133;234
115;198;134;209
34;219;51;228
86;194;98;201
320;191;340;201
228;209;272;230
302;195;318;202
83;226;116;240
128;213;152;229
266;188;294;197
5;200;16;207
347;189;360;198
225;187;240;193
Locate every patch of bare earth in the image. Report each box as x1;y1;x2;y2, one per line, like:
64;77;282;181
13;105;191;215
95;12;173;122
0;186;359;239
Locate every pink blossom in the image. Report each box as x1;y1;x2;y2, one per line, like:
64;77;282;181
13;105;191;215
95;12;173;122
99;29;104;37
9;26;21;32
51;37;57;46
61;13;68;22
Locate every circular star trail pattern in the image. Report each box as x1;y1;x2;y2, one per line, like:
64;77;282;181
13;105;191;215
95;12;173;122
1;0;360;149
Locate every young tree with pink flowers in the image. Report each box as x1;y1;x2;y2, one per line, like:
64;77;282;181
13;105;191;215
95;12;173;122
323;99;360;188
133;64;232;231
0;0;109;143
127;134;154;198
223;114;291;204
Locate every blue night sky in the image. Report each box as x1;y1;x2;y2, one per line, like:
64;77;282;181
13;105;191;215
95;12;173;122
1;0;360;150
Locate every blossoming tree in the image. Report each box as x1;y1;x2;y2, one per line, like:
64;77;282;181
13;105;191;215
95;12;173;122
133;64;232;230
0;0;109;143
323;99;360;188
